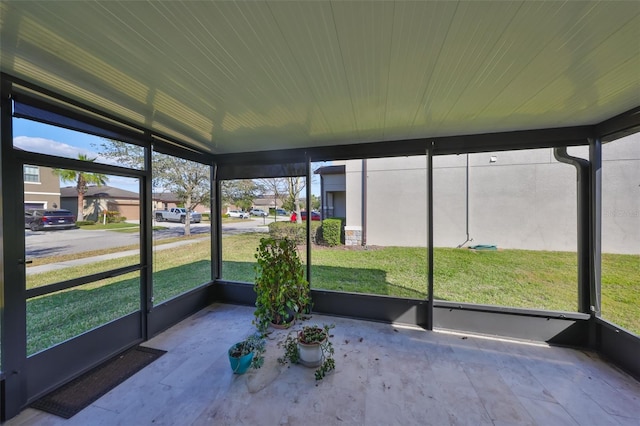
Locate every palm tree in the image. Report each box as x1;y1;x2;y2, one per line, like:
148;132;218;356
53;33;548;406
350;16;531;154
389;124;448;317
53;154;108;221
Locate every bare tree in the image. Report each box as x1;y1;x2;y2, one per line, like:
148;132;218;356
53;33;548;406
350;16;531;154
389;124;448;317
256;178;288;220
286;177;306;223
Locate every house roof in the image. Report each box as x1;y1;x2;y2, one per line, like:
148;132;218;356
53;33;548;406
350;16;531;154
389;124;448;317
1;1;639;156
315;165;346;176
152;192;180;203
60;185;139;199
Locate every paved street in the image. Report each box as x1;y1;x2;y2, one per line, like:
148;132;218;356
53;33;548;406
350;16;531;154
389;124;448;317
23;217;281;259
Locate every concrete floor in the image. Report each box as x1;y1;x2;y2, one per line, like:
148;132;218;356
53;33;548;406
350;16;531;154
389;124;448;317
7;303;640;425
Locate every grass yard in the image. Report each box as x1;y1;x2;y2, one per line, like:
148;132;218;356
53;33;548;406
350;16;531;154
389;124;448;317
221;233;639;335
77;222;142;231
27;239;211;355
26;232;638;354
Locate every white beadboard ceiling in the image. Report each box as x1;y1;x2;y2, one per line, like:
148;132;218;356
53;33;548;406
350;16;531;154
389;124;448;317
1;1;639;154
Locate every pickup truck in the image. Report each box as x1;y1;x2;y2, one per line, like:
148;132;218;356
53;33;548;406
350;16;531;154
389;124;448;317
154;207;202;224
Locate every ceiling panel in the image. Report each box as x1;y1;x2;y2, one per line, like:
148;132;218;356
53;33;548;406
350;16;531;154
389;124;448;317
385;1;459;141
408;1;524;136
1;1;639;155
268;2;351;140
331;1;395;143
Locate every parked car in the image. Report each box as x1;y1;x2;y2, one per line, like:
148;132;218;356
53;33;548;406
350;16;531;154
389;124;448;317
154;207;201;223
271;208;288;216
24;209;76;231
290;211;321;222
250;208;268;217
227;210;250;219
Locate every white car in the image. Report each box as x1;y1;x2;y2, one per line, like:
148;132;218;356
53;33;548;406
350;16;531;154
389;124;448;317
227;210;250;219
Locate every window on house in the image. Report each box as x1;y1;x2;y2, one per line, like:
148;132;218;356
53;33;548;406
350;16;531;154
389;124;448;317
24;165;40;182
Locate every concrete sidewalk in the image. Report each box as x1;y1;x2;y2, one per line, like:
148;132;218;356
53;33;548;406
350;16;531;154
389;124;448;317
26;237;208;275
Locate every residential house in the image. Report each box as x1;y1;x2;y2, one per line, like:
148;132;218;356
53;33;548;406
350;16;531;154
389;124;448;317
23;164;61;210
314;165;346;219
320;134;639;254
61;185;140;221
251;194;284;212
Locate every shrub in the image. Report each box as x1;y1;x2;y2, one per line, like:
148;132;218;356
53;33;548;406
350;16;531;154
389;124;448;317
322;218;343;246
105;210;125;223
268;222;321;244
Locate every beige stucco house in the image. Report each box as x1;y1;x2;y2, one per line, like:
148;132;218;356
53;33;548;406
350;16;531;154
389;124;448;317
62;187;209;221
61;185;140;222
23;164;61;210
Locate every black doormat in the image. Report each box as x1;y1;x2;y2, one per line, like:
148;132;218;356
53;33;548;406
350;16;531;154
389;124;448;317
31;345;166;419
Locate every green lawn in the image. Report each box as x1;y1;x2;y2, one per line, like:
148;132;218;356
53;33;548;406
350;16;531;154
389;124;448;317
77;222;141;231
222;233;639;334
26;232;639;354
27;239;211;355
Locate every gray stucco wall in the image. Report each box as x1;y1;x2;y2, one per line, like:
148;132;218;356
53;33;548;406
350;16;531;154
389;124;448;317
366;156;428;247
343;134;639;254
345;160;363;229
322;173;345;192
602;137;640;254
319;172;347;218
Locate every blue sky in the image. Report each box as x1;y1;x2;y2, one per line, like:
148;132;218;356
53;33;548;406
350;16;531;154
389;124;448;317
13;118;141;192
14;118;323;196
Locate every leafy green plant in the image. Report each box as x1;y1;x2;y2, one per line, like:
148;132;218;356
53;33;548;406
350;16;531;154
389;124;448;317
254;237;311;331
268;221;321;244
321;218;343;246
278;324;336;380
105;210;126;223
228;332;266;370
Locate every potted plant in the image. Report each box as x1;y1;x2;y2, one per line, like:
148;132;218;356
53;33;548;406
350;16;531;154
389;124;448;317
228;332;266;375
254;237;311;331
278;324;335;380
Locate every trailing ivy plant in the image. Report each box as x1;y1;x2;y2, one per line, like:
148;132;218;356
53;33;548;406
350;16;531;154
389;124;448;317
228;332;266;370
278;324;336;380
253;237;311;331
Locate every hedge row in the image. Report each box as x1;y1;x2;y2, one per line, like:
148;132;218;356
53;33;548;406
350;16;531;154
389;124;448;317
268;221;321;244
268;218;345;246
